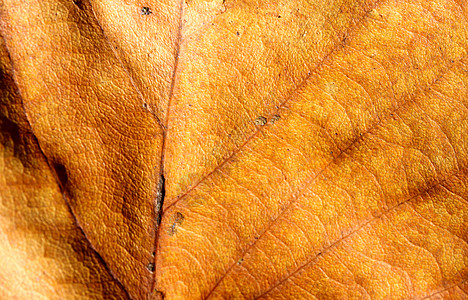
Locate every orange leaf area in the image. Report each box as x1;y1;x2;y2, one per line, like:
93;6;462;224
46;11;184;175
1;0;468;299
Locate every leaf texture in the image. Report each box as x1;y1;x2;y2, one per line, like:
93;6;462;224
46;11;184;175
0;35;128;299
1;0;468;299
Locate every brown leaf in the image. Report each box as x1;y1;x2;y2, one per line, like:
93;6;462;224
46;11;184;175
0;35;128;299
1;0;468;299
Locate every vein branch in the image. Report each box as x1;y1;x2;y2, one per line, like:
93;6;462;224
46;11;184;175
0;33;132;299
203;42;465;300
165;0;385;212
87;0;165;130
151;0;186;291
256;167;467;298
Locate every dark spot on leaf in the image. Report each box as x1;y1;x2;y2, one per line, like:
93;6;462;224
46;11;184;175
254;116;267;126
154;290;165;299
270;115;280;124
52;162;68;187
73;0;84;10
140;7;152;15
147;263;155;272
156;175;165;225
168;212;185;236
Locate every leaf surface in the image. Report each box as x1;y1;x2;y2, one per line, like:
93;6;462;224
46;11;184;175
1;0;468;299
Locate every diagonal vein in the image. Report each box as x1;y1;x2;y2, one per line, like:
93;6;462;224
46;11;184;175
419;277;468;299
151;0;186;292
203;51;466;300
87;0;165;130
256;167;468;299
0;32;132;299
85;0;187;293
164;0;385;211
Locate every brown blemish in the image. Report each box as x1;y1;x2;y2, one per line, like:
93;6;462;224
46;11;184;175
153;290;165;300
155;175;165;225
140;7;152;15
147;262;155;272
73;0;84;10
52;162;68;187
168;212;185;236
270;114;280;124
254;116;267;126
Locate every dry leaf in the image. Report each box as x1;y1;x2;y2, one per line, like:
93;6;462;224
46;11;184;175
1;0;468;299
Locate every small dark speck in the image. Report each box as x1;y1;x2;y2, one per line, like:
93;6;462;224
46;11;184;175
168;212;185;236
147;263;155;272
277;15;281;18
236;31;240;36
254;116;267;126
140;7;152;15
270;114;280;124
237;258;244;265
73;0;84;9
